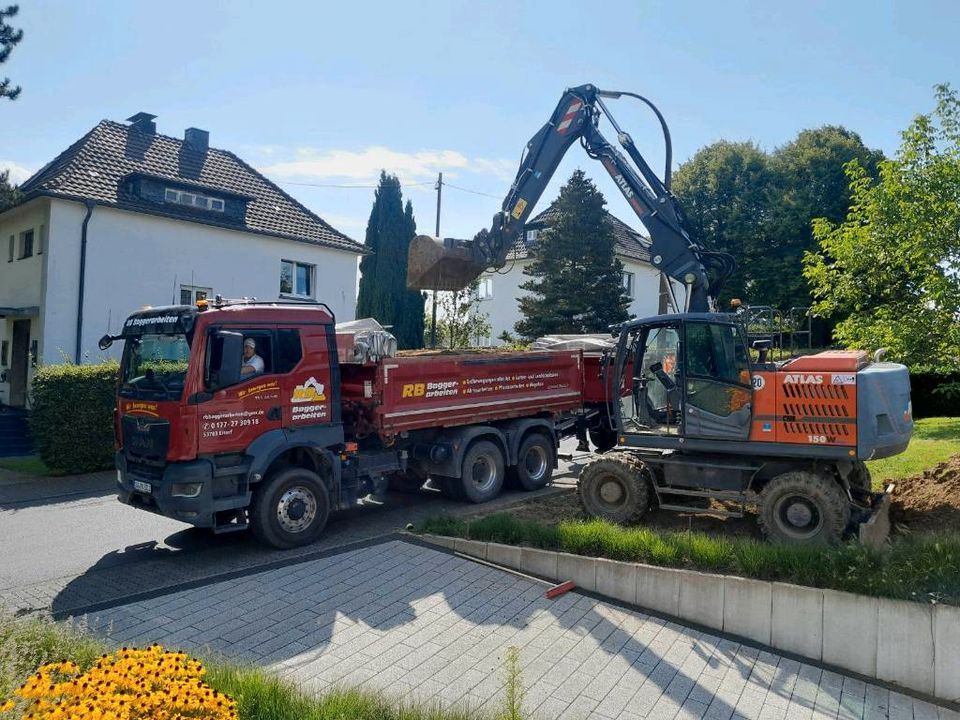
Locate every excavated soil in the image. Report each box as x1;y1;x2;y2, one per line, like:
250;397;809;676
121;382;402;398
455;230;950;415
890;455;960;532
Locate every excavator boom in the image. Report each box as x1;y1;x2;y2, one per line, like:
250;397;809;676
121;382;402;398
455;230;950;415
406;84;734;312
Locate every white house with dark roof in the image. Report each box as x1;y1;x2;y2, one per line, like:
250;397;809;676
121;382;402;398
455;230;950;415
0;112;363;408
476;204;680;345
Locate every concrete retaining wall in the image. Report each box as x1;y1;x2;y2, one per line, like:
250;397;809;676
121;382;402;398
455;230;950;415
418;535;959;704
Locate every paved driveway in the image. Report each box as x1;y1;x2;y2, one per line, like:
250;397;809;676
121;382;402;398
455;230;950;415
81;540;948;720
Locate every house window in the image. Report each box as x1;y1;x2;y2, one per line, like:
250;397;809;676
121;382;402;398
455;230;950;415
622;271;635;299
19;229;33;259
7;235;12;262
180;285;212;305
164;188;225;212
280;260;314;298
526;229;538;243
477;277;493;300
1;340;8;366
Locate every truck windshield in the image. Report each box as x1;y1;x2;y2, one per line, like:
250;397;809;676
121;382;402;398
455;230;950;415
120;333;191;400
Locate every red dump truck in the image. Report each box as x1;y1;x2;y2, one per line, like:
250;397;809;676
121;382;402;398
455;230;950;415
103;299;616;548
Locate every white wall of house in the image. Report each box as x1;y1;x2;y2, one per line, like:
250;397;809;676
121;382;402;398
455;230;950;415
39;200;360;365
0;198;51;406
475;255;669;344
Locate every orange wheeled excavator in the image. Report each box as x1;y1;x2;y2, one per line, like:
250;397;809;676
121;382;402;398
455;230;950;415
407;85;912;544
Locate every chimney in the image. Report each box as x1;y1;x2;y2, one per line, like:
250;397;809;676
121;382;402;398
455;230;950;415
184;127;209;153
126;112;157;134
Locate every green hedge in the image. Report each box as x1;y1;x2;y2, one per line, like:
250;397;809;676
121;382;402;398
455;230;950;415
30;361;118;474
909;371;960;418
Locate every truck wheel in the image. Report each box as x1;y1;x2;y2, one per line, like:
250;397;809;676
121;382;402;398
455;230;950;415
510;433;555;491
578;452;650;524
250;467;330;549
589;427;618;453
759;471;850;545
459;440;505;503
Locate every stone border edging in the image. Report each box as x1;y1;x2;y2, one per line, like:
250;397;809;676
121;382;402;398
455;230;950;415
417;534;959;704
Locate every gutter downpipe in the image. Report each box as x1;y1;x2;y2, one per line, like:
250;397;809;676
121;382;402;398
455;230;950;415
75;200;95;364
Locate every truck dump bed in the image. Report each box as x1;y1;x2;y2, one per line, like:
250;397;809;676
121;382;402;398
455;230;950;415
340;349;587;436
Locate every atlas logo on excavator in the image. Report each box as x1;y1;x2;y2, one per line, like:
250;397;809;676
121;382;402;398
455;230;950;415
783;373;824;384
614;173;635;199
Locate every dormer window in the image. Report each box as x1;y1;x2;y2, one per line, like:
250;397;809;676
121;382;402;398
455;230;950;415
164;187;225;212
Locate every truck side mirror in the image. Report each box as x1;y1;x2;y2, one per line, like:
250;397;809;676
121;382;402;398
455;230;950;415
98;334;114;351
209;330;243;389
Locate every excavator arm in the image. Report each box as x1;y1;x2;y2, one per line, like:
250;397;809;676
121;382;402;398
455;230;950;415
406;84;734;313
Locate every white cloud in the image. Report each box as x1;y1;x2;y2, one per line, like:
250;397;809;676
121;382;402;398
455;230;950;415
259;145;515;187
319;212;367;237
0;160;34;185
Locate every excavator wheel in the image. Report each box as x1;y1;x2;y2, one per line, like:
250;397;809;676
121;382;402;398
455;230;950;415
758;471;850;546
578;452;650;525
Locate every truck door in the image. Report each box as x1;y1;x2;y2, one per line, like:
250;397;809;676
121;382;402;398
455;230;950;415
278;325;336;430
682;321;753;441
197;327;283;454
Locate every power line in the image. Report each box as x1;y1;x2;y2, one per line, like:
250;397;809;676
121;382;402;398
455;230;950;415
442;181;501;199
272;179;435;189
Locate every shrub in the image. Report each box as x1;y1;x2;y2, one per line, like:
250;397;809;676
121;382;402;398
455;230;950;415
30;361;118;474
0;645;236;720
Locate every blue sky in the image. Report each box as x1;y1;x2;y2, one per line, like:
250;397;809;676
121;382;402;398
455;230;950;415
1;0;957;242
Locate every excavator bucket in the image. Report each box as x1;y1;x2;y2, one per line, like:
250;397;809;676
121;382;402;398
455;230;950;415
406;235;486;291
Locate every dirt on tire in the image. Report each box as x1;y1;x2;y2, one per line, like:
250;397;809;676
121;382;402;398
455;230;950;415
890;455;960;532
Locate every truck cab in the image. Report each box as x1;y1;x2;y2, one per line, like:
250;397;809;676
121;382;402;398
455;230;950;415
111;301;343;544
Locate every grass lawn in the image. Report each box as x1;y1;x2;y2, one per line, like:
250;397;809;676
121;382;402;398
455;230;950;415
420;513;960;605
0;613;504;720
0;456;59;476
867;416;960;485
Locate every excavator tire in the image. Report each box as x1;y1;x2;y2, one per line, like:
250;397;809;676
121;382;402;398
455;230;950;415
578;452;650;525
848;461;873;492
759;470;850;546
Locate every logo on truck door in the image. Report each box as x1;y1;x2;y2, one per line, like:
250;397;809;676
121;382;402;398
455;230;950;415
291;377;326;403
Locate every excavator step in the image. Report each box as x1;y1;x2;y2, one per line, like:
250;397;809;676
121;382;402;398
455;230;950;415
658;503;744;519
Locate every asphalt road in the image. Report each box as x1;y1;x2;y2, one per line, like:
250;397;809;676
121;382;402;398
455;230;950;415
0;440;591;616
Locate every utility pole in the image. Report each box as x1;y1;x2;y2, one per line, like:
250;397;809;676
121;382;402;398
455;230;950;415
430;171;442;348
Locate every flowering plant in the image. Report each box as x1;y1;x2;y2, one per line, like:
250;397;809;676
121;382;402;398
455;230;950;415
0;644;236;719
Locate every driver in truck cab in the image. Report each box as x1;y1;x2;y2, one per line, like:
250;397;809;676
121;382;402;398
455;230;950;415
241;338;264;377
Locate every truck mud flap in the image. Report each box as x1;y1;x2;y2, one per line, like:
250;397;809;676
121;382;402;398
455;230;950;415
858;483;893;549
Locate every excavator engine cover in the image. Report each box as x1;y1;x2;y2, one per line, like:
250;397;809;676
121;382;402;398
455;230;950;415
407;235;486;291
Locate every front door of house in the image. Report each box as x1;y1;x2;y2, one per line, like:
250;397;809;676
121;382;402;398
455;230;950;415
9;320;30;408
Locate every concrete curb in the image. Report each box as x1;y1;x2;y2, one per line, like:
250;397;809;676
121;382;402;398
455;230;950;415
417;534;960;704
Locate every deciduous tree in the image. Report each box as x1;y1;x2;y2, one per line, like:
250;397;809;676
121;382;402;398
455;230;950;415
803;84;960;370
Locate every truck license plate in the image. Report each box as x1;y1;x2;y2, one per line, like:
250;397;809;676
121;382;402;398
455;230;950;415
133;480;152;494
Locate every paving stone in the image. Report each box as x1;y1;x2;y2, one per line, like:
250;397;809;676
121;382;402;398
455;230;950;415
76;539;940;720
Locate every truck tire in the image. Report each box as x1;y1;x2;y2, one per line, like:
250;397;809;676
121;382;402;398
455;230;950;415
589;427;618;453
759;471;850;546
458;440;505;503
578;452;650;524
510;433;555;491
249;467;330;549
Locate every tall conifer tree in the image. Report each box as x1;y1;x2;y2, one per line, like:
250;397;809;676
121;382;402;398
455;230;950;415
516;170;630;339
355;172;424;349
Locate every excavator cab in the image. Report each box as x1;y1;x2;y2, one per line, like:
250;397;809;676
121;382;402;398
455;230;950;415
613;314;754;443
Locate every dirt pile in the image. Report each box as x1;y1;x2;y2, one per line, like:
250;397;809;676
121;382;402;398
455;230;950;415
890;455;960;532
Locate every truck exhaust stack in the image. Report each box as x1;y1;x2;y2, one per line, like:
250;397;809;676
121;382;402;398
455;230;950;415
406;235;486;291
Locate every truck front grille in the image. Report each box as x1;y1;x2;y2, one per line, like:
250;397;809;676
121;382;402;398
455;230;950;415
121;416;170;465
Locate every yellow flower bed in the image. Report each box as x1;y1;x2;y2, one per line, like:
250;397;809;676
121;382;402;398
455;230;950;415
0;644;236;720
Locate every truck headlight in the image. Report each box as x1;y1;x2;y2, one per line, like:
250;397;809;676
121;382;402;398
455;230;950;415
171;482;202;498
